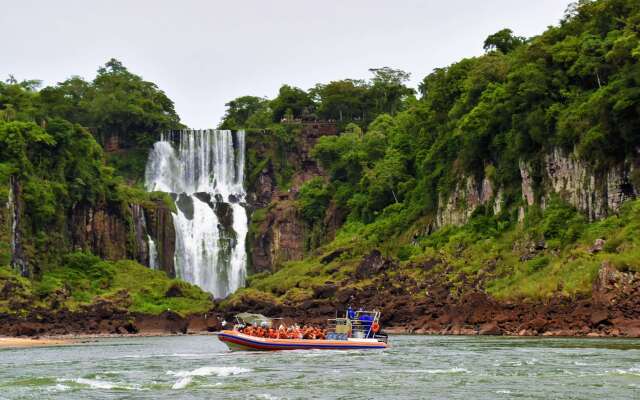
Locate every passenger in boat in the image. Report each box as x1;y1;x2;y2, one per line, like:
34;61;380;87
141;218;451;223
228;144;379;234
291;326;302;339
300;325;309;339
240;323;327;339
347;306;356;320
300;326;327;340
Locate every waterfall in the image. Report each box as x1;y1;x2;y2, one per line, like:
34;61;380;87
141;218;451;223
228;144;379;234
8;176;28;277
145;130;247;298
131;204;149;266
147;235;159;270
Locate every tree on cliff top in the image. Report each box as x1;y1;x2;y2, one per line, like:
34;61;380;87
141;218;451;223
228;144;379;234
483;29;526;54
368;67;414;117
37;58;183;150
87;58;183;148
270;85;314;122
219;95;271;130
310;79;369;122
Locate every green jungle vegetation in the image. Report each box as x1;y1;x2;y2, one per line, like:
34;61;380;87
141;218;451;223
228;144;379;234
1;0;639;316
222;0;640;306
0;60;208;316
0;252;211;317
227;197;640;308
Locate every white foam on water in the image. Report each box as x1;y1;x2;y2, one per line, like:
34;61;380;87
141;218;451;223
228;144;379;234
58;377;142;391
47;384;71;392
74;378;116;389
292;349;365;357
168;366;252;378
258;394;280;400
168;366;251;390
612;367;640;376
201;383;224;388
172;377;192;390
496;390;512;394
505;361;523;367
412;367;470;374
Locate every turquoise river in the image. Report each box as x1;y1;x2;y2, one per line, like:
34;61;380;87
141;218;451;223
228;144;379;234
1;335;639;399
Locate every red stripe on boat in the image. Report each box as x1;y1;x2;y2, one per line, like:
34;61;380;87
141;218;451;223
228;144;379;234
217;330;387;351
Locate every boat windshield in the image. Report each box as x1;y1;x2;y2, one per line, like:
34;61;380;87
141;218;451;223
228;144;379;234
234;313;273;327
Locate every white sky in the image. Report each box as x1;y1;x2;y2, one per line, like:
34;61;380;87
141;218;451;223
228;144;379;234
1;0;568;129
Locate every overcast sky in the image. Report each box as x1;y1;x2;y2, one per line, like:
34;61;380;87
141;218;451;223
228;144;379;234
2;0;569;128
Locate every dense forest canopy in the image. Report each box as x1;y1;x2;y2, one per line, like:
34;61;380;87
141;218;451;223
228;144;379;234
229;0;640;306
2;59;182;148
0;59;181;272
219;66;416;131
221;0;640;239
1;0;637;257
0;0;638;291
1;59;183;182
0;0;640;310
0;62;213;316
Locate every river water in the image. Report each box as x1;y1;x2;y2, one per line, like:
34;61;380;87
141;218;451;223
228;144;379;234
1;335;639;399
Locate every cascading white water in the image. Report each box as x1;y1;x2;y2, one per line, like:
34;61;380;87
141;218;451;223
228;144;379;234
147;235;158;270
7;178;16;259
145;130;247;298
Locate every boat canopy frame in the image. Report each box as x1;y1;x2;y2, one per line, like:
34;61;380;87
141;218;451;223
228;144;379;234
327;309;385;341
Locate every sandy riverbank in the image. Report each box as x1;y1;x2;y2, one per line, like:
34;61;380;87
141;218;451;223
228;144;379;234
0;337;73;348
0;332;219;349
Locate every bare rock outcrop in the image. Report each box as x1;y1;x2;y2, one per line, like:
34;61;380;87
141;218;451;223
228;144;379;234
250;199;305;272
543;148;637;220
436;174;502;227
143;202;176;277
247;123;340;272
436;149;637;229
68;200;175;275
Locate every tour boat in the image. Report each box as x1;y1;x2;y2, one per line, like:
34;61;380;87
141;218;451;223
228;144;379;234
216;310;389;351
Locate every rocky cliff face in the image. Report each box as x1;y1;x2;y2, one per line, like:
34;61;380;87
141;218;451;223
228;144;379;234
436;175;501;227
69;204;130;262
6;177;28;276
540;149;637;220
68;200;176;276
250;199;305;272
246;123;338;273
435;148;638;228
245;129;636;273
142;203;176;277
1;175;176;276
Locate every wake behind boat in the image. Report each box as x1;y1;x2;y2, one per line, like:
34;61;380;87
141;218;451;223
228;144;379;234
217;309;389;351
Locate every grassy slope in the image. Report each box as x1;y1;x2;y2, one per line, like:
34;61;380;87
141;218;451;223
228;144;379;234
228;198;640;307
0;252;212;317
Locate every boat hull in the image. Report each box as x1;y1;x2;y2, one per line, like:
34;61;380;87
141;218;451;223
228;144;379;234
216;330;387;351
